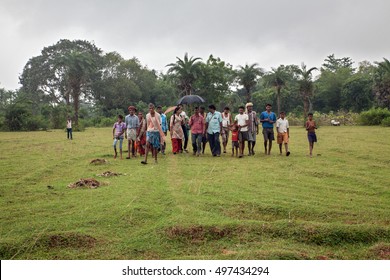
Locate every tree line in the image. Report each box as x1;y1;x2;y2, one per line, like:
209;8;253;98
0;39;389;131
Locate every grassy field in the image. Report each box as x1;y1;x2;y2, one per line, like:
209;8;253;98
0;126;389;260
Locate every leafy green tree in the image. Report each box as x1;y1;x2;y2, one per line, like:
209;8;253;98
373;58;390;108
315;55;354;112
341;73;374;112
236;63;264;103
166;53;203;96
20;39;103;125
92;53;157;114
296;63;318;118
194;55;235;105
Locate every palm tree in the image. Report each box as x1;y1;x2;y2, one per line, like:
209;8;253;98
166;53;202;96
296;63;318;119
263;65;292;115
236;63;264;103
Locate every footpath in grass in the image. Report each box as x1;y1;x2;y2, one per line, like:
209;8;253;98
0;126;389;259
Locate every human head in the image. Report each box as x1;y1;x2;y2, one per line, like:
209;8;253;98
194;106;199;114
173;106;182;115
224;106;230;113
232;123;238;131
128;106;135;115
208;104;216;113
199;106;205;114
138;111;143;119
308;112;313;120
238;106;245;114
246;102;253;112
266;103;272;112
280;111;285;119
118;114;124;122
156;105;163;114
148;103;155;113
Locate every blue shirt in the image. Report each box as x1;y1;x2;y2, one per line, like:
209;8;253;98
260;111;277;128
160;113;168;132
125;114;139;129
205;111;222;134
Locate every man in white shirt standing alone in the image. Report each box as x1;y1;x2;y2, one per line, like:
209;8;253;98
276;111;290;156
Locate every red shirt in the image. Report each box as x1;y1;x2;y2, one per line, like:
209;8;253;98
189;114;204;134
232;130;239;142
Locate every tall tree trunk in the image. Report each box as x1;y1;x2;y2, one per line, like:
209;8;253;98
71;82;81;126
303;92;309;126
246;89;251;103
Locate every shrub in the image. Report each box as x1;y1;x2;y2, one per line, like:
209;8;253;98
381;116;390;127
359;108;390;125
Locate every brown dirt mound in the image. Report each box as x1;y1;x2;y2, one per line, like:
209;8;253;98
90;159;108;165
166;225;232;242
68;178;100;189
369;243;390;259
40;232;97;249
97;171;123;177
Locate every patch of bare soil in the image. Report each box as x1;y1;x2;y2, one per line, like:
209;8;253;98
68;178;100;189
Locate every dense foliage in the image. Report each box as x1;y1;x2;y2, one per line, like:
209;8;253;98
0;39;389;131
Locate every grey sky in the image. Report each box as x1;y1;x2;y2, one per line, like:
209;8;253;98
1;0;389;90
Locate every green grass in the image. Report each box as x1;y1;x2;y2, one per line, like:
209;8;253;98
0;126;389;260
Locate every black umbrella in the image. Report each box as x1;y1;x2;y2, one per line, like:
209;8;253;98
177;95;205;105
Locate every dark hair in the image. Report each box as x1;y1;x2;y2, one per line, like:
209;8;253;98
118;115;124;120
208;104;216;110
157;105;162;109
194;106;199;110
173;106;181;115
238;106;245;110
308;112;313;116
224;106;230;111
280;111;285;114
266;103;272;107
200;106;205;110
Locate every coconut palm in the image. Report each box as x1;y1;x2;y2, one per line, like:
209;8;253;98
263;65;293;115
374;58;390;108
166;53;202;96
236;63;264;103
296;63;318;119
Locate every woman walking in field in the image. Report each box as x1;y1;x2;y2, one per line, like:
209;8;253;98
137;111;147;156
170;106;184;154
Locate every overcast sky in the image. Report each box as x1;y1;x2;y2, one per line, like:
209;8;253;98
0;0;389;90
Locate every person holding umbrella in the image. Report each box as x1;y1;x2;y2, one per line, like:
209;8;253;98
205;104;223;157
178;104;189;153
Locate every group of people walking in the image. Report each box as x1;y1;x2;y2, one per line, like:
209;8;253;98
111;102;319;164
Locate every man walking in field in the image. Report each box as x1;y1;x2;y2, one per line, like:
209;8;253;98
125;106;139;159
260;104;277;155
276;111;290;156
246;102;258;156
205;104;222;157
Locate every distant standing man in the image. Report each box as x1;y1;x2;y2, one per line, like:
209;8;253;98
205;104;222;157
189;106;205;156
66;117;73;140
246;102;259;156
260;103;277;155
276;111;290;156
234;106;249;158
221;107;233;153
125;106;139;159
157;105;168;155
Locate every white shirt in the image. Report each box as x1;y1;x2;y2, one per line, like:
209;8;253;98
235;113;249;132
276;118;289;133
180;111;188;121
222;113;231;127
